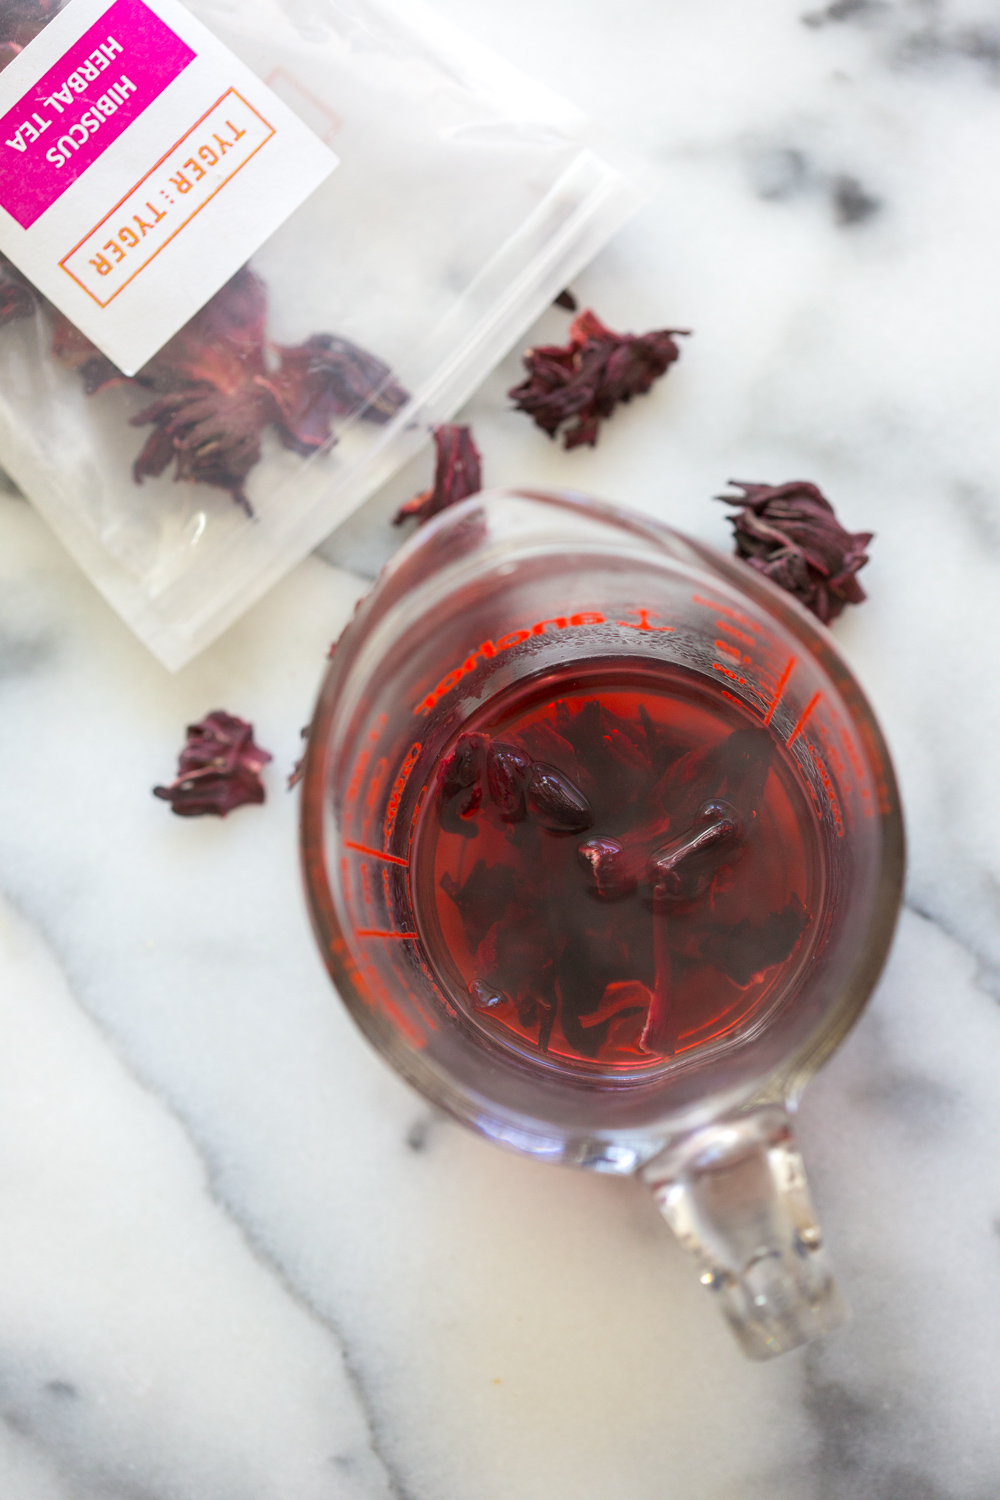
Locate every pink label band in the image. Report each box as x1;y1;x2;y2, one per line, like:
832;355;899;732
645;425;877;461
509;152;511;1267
0;0;195;229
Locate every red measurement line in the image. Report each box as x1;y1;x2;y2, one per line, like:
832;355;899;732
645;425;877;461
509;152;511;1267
787;690;821;747
344;840;409;867
717;621;757;647
692;594;753;625
764;655;796;727
356;929;417;939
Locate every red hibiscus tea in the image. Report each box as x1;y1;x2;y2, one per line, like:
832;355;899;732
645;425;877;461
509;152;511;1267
411;658;824;1076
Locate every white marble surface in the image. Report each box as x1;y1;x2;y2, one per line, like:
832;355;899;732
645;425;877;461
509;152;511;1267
3;0;1000;1495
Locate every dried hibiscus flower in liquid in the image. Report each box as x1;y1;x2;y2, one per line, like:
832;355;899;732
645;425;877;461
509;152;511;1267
412;662;819;1068
153;711;272;817
393;423;482;525
718;480;873;624
508;308;688;448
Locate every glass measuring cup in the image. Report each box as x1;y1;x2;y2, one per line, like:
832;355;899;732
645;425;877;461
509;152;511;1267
300;489;904;1359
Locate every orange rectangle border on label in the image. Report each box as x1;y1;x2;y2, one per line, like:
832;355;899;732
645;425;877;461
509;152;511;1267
60;87;274;308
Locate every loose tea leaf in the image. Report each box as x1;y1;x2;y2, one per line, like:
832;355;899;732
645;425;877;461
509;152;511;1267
553;289;578;311
394;423;482;525
718;480;873;623
508;308;688;449
153;711;272;817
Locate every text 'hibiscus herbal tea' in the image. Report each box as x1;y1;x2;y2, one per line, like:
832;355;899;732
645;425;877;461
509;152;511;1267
0;0;643;666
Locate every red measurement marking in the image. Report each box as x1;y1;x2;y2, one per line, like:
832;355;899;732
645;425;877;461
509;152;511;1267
408;783;428;854
692;594;754;625
617;609;674;632
383;741;421;845
807;742;844;837
346;717;388;815
764;656;796;728
362;962;427;1047
344;840;409;867
712;662;747;685
344;748;370;816
715;638;751;664
787;690;821;747
415;611;607;716
362;756;388;840
837;721;872;815
816;719;848;787
414;950;456;1018
360;859;375;919
356;928;417;939
717;621;757;648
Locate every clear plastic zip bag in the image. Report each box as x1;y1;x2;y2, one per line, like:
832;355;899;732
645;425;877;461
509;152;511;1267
0;0;644;667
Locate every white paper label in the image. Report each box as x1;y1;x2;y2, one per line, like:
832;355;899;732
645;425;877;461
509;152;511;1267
0;0;338;374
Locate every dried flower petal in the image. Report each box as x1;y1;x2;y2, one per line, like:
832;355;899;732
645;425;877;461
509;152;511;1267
394;423;482;525
526;762;593;832
153;710;272;818
0;255;34;326
141;265;269;390
49;310;126;394
131;383;276;514
40;264;410;512
486;741;531;822
0;0;61;67
265;333;409;455
437;732;485;836
718;480;873;623
553;289;578;311
128;268;279;512
508;309;688;449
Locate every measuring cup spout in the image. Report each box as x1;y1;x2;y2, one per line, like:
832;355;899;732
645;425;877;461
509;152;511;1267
641;1105;847;1359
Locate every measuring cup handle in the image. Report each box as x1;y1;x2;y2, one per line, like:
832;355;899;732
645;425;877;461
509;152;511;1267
641;1105;847;1359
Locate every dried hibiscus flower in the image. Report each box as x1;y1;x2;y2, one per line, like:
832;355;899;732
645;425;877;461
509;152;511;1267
393;423;482;525
0;256;35;328
153;711;272;817
267;334;409;455
0;0;61;71
40;265;409;513
129;267;275;514
50;309;128;395
508;309;688;449
718;480;873;624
